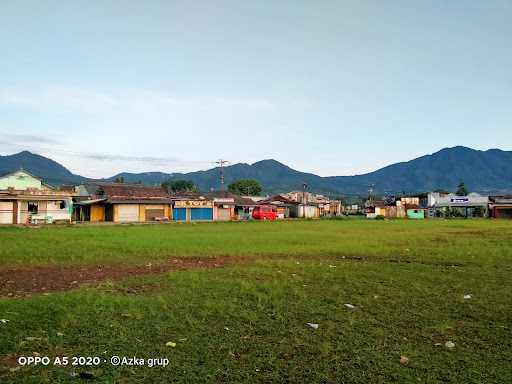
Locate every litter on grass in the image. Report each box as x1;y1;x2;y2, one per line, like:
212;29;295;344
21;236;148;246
165;341;177;348
463;294;472;299
399;356;409;365
306;323;319;329
0;319;9;324
344;304;356;309
445;341;455;349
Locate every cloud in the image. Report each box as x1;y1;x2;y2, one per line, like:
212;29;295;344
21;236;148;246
0;134;61;145
76;152;210;167
81;153;176;162
0;133;211;170
0;86;275;114
0;87;117;113
0;85;307;176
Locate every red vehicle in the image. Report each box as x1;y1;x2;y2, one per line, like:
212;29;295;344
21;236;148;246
252;205;278;220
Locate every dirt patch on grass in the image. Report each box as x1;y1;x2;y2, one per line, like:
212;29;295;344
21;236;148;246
0;355;17;369
0;254;466;298
446;230;488;236
0;257;243;298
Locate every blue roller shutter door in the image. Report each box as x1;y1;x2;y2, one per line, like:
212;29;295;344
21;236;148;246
191;208;213;221
173;208;187;221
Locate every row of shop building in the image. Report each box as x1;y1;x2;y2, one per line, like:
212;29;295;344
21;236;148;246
74;184;343;223
366;192;512;219
3;169;510;225
0;170;343;224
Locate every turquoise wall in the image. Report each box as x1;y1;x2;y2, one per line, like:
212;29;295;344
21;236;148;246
407;209;425;219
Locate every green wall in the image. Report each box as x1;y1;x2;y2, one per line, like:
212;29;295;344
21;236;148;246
0;171;43;190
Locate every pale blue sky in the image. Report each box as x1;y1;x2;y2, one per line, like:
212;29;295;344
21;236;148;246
0;0;511;178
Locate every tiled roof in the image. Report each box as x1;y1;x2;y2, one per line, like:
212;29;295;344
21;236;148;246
99;184;171;201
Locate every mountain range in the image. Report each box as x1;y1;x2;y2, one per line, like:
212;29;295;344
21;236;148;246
1;147;511;196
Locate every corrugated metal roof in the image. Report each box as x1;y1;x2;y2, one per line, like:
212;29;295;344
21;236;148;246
258;194;300;205
107;199;172;204
206;191;257;206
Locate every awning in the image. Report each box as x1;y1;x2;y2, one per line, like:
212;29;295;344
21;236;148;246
76;198;107;206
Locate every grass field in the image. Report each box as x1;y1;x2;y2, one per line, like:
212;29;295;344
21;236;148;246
1;219;511;383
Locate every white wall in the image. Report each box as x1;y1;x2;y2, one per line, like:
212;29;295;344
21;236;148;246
0;202;13;224
116;204;139;222
45;201;72;221
297;205;317;218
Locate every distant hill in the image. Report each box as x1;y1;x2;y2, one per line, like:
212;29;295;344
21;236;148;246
136;159;335;194
0;151;84;186
326;146;512;195
108;171;176;185
112;147;512;195
1;147;511;195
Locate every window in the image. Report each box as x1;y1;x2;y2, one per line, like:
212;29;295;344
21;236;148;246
28;202;38;214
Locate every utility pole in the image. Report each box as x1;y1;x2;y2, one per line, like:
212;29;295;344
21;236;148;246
368;184;375;206
215;159;229;191
302;183;308;218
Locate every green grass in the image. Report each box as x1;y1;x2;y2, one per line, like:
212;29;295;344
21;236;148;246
1;220;511;383
1;219;511;267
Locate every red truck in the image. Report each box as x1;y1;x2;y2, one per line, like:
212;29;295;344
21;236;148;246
252;205;277;220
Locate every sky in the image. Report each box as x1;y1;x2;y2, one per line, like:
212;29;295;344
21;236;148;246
0;0;511;178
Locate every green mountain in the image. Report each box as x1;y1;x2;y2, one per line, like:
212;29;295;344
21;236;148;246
1;147;511;195
0;151;84;186
326;146;512;195
147;159;333;194
112;147;512;195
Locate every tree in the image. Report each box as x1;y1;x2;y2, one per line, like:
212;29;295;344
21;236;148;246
114;176;124;183
456;182;468;196
161;179;197;193
228;179;262;196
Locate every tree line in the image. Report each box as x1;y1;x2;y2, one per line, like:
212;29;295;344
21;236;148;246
160;178;263;195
